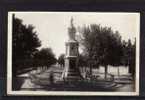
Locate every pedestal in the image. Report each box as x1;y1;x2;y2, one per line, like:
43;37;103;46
62;57;82;82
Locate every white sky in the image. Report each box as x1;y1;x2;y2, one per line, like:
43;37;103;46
12;12;140;58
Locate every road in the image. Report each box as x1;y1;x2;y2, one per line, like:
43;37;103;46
14;65;135;92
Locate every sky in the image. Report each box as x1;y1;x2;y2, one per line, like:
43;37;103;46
11;12;140;58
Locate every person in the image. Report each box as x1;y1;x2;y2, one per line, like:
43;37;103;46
49;71;54;85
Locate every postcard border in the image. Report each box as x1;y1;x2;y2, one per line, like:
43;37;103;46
7;11;140;96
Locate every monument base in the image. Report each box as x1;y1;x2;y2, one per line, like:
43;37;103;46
62;57;83;82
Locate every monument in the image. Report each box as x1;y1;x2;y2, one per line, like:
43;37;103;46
62;18;83;82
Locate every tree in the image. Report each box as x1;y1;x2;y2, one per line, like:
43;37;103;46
12;14;41;76
78;24;123;79
78;54;87;68
109;31;123;77
122;39;136;78
78;54;88;76
78;25;100;75
130;39;136;78
58;54;65;67
12;15;41;60
34;48;57;68
121;40;129;66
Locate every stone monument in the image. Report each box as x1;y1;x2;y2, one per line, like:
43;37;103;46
61;17;82;82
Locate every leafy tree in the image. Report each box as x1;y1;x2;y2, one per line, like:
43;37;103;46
12;15;41;60
12;14;41;76
34;48;57;68
78;25;100;75
78;54;87;68
121;40;129;66
130;39;136;78
78;24;123;79
78;54;88;75
122;39;136;78
58;54;65;67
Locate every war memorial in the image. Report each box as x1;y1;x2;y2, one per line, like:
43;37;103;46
26;18;128;91
9;13;137;95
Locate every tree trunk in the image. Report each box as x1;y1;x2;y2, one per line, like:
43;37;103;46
117;66;120;78
104;65;108;80
89;63;93;76
128;64;132;74
84;66;87;78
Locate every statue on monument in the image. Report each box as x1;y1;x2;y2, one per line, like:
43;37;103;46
61;17;83;81
68;17;76;40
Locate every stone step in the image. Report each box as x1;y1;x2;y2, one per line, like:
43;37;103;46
65;75;82;78
67;68;79;71
67;69;79;72
114;80;132;84
67;71;81;75
63;71;81;75
64;78;82;82
66;71;80;75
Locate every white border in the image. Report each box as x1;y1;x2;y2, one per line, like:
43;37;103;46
7;12;140;96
